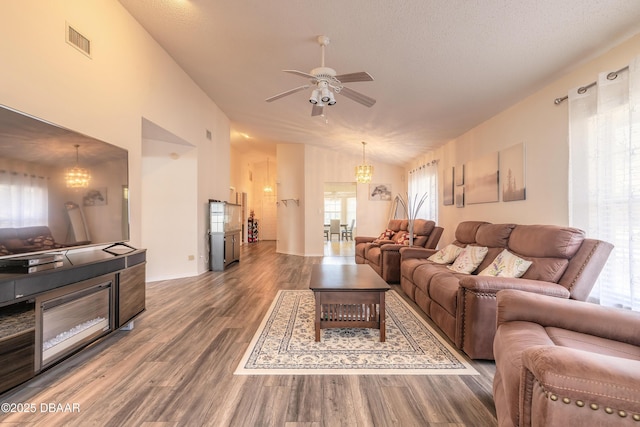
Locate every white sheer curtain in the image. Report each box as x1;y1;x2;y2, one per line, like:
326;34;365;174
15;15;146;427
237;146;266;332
0;170;49;227
407;161;438;223
568;55;640;311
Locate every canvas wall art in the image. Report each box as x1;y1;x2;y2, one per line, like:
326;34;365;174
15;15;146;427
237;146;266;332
500;143;526;202
465;152;499;204
455;186;465;208
455;164;464;186
443;167;454;205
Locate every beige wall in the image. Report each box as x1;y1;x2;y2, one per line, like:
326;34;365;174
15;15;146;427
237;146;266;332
0;0;231;280
412;33;640;246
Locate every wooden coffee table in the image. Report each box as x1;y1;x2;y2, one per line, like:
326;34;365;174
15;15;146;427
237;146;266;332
309;264;391;342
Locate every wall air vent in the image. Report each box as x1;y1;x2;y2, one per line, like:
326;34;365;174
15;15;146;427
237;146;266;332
66;23;91;58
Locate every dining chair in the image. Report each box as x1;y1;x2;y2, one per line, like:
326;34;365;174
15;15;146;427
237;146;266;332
329;219;341;241
341;219;355;241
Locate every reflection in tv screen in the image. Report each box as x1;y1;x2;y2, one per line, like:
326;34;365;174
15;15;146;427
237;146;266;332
0;104;129;258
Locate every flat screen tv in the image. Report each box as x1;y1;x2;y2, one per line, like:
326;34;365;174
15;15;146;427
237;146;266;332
0;104;129;259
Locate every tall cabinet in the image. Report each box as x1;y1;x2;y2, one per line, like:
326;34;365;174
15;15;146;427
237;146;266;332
208;200;242;271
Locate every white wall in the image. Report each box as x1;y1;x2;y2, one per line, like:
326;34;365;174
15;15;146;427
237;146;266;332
0;0;231;280
277;144;305;255
141;138;198;281
412;33;640;247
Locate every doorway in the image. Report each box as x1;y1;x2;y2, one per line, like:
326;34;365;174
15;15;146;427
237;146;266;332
323;182;356;257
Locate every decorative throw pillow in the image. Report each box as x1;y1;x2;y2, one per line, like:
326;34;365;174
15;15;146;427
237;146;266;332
394;231;412;245
374;229;395;243
428;244;463;264
28;235;57;248
447;246;489;274
393;231;407;244
479;249;533;278
401;233;413;245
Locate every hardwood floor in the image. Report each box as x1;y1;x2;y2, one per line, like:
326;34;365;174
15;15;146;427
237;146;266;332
0;242;497;426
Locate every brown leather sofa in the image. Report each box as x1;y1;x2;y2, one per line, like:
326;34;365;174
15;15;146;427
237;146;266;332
355;218;443;283
493;289;640;427
399;221;613;359
0;226;65;255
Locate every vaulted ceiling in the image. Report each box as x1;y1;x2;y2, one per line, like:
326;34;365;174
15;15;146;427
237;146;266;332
118;0;640;166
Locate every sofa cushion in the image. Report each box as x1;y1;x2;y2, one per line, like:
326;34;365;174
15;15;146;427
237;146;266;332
365;246;381;264
479;249;532;278
428;271;464;316
508;225;585;259
387;219;408;232
412;219;435;236
520;257;569;282
428;244;463;264
454;221;488;244
447;246;488;274
546;327;640;359
475;223;515;248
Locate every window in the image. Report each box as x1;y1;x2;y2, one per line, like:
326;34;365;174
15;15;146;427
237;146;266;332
568;57;640;311
407;162;438;223
323;197;341;224
0;170;49;227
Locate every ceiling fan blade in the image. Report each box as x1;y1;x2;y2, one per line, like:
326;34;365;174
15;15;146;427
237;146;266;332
339;86;376;107
265;85;310;102
311;104;324;116
335;71;374;83
283;70;317;80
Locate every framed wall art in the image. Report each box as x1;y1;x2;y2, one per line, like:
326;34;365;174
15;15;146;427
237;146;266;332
369;183;392;201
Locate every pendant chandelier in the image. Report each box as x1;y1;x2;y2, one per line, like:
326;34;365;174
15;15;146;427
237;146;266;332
263;158;273;193
65;144;91;188
355;141;373;184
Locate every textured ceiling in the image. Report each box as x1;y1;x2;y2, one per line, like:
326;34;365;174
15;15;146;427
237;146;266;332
0;105;127;167
118;0;640;166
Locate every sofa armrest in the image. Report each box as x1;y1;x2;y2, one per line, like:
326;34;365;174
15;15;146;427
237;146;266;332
497;289;640;346
380;244;404;252
399;247;437;261
520;345;640;425
355;236;377;245
459;276;571;298
456;278;569;359
375;239;395;246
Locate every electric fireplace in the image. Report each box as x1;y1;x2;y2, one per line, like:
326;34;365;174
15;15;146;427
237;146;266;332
36;275;114;369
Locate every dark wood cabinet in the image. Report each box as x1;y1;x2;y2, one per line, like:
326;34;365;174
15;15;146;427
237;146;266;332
118;262;146;328
0;248;145;394
0;326;35;393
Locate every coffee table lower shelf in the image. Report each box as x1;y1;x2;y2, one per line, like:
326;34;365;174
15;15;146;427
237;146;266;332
313;290;387;342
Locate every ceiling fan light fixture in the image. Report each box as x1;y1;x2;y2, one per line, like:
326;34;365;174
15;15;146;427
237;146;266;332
327;91;336;105
320;87;331;103
309;89;320;104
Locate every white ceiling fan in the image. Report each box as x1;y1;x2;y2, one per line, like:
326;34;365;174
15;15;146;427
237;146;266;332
265;35;376;116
